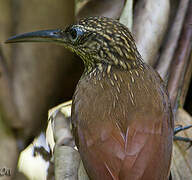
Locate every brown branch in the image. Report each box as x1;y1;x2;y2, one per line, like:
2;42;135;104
76;0;125;20
156;0;190;80
167;1;192;111
133;0;170;66
0;45;20;128
120;0;133;30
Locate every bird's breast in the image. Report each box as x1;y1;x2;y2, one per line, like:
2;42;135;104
71;65;173;180
72;65;172;149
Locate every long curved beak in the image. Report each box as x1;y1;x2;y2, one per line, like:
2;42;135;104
5;29;67;44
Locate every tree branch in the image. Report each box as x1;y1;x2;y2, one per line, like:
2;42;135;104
133;0;170;66
0;45;20;128
120;0;133;31
167;1;192;111
156;0;190;80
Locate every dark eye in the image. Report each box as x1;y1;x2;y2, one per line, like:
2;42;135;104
68;26;84;43
69;28;78;40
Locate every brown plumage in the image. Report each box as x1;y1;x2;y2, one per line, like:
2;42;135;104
6;16;173;180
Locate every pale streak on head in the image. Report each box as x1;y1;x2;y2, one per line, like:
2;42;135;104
116;86;121;93
130;91;134;98
131;76;135;83
100;82;104;89
126;62;131;70
97;63;103;71
135;70;139;77
110;79;115;86
116;81;121;90
102;72;105;77
113;100;116;108
93;71;97;76
129;91;135;106
115;46;124;57
113;73;118;81
107;65;111;74
108;52;116;64
98;75;101;81
119;61;127;69
115;94;119;100
127;82;131;91
118;75;123;82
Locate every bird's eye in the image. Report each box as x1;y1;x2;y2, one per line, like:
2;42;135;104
69;28;78;41
68;26;84;43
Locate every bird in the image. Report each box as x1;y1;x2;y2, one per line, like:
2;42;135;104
6;16;173;180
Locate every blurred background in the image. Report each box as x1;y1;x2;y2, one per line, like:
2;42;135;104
0;0;192;179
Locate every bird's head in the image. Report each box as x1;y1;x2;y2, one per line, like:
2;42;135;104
5;17;141;73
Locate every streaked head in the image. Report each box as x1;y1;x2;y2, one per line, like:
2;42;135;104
6;17;141;71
